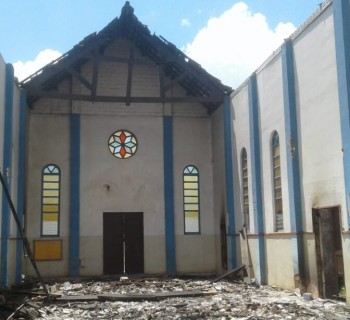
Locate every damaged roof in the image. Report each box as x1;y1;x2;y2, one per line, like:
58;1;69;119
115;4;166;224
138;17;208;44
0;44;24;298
20;1;231;113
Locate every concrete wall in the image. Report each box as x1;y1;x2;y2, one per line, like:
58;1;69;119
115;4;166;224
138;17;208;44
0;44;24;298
25;38;217;277
230;2;349;296
293;4;347;297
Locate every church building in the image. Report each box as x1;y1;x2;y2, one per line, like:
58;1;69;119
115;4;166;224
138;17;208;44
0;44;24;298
0;0;349;304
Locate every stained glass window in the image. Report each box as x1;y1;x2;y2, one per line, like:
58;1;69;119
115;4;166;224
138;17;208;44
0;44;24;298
272;131;284;231
241;148;250;232
183;165;200;234
41;164;60;236
108;130;138;159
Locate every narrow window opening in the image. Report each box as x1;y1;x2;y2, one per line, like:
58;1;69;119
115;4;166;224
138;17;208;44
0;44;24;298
183;165;200;234
241;148;250;232
41;164;60;236
272;132;283;231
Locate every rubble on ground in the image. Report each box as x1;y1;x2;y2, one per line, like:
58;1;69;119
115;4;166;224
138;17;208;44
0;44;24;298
1;277;349;319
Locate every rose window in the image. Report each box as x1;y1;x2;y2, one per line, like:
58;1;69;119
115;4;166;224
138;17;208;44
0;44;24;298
108;130;138;159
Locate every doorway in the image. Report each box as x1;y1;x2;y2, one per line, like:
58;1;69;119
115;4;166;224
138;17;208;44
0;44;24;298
103;212;144;275
312;207;344;298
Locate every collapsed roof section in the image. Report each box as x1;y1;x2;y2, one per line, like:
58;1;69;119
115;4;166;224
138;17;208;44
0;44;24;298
20;1;231;113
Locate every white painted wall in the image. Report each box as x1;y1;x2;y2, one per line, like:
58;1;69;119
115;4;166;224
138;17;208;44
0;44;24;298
229;3;349;294
25;38;218;277
294;6;345;229
293;5;346;297
173;115;216;273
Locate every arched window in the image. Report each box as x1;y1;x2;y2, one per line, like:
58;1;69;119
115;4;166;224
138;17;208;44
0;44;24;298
183;165;200;234
241;148;250;232
41;164;60;236
272;132;283;231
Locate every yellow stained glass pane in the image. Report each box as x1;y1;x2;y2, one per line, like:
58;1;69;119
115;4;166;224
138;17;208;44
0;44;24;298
184;196;198;204
184;189;198;196
274;177;281;188
274;166;281;177
185;211;198;219
184;176;198;182
43;213;58;221
184;204;199;211
273;146;280;157
273;157;280;167
275;189;282;199
43;182;59;190
43;190;59;197
42;205;59;213
184;182;198;189
43;175;59;182
43;197;59;204
275;199;283;212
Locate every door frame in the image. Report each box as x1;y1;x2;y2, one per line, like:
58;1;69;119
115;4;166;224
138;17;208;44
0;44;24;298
312;206;344;298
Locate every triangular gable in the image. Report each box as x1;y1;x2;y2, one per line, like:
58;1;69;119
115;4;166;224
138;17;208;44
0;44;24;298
20;1;231;113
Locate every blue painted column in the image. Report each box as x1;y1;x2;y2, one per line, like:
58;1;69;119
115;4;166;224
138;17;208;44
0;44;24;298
223;95;237;269
248;74;266;285
334;0;350;229
1;64;14;287
15;90;28;284
282;40;305;287
69;114;80;276
163;116;176;273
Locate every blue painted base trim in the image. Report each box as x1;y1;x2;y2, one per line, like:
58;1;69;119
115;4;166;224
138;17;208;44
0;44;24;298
1;64;14;288
69;114;80;276
223;96;237;269
163;116;176;273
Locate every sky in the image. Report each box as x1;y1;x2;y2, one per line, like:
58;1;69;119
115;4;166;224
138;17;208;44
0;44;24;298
0;0;324;88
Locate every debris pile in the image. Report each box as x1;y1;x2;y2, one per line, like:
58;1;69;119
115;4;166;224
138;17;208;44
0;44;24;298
1;277;350;319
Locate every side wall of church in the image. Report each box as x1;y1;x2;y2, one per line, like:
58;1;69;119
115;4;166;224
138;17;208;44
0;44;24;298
231;3;349;296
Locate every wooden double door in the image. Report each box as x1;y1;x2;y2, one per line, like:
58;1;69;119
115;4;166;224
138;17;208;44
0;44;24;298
103;212;144;275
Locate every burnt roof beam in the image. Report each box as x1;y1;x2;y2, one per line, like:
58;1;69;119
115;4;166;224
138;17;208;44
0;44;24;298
27;91;224;104
66;67;92;92
126;46;134;106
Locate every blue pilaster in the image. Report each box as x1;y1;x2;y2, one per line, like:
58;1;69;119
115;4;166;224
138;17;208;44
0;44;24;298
333;0;350;229
69;114;80;276
248;74;266;285
223;95;237;269
282;40;305;285
1;64;14;287
15;90;27;284
163;116;176;273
